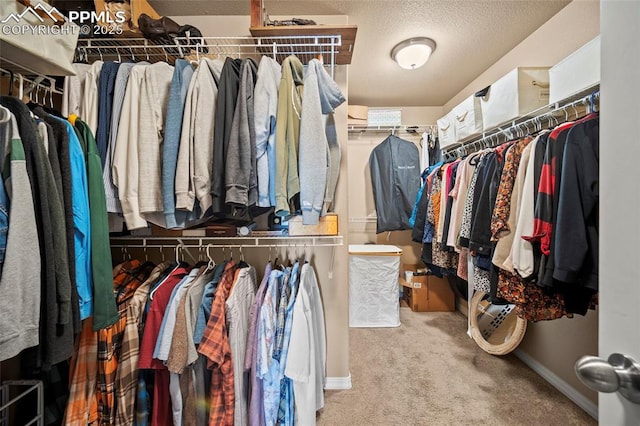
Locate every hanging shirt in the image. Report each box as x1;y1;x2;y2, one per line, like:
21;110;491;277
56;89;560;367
274;55;304;217
73;117;119;330
57;117;93;321
97;260;154;426
277;261;301;426
254;56;281;208
226;265;257;426
81;60;104;134
246;262;272;426
115;261;171;426
0;108;41;362
298;58;346;224
257;269;285;425
95;61;121;167
193;261;228;345
63;317;98;425
285;264;326;426
163;59;195;229
139;264;190;426
198;262;237;426
175;58;224;218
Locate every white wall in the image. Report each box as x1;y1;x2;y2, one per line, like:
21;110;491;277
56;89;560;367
444;0;600;113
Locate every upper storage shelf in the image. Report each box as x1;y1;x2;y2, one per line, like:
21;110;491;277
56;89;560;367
249;25;357;65
248;0;357;65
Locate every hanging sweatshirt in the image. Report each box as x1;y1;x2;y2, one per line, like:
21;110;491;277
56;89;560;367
113;64;149;230
73;118;119;330
0;107;41;362
103;62;136;216
33;107;80;334
299;59;346;224
162;59;195;229
226;58;259;208
211;58;243;214
56;117;93;321
175;58;224;216
254;56;281;208
1;97;73;368
138;62;175;227
274;55;304;217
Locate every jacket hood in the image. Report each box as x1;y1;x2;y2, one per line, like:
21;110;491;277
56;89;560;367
283;55;305;87
309;59;345;114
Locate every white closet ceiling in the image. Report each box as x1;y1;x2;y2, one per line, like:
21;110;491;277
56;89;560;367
150;0;571;107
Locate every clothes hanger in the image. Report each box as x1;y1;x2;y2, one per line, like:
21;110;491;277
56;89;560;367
206;244;216;271
6;70;14;97
189;44;201;67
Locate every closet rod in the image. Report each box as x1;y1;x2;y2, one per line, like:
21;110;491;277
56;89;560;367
0;68;63;96
347;124;437;134
443;86;600;161
110;235;344;248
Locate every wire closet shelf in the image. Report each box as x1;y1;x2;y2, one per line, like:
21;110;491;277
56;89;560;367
109;235;344;250
75;35;343;76
442;85;600;161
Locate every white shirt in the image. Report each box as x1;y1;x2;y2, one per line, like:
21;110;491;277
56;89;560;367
285;264;326;426
62;63;91;118
81;60;103;134
112;64;147;229
508;136;541;277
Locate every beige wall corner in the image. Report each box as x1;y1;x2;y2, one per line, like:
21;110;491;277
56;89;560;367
443;0;600;113
319;64;350;378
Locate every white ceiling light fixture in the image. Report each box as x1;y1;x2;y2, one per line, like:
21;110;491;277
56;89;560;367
391;37;437;70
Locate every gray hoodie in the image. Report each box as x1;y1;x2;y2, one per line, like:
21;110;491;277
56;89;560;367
299;59;345;224
0;108;41;361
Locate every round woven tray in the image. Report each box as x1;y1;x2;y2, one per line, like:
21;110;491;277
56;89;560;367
469;291;527;355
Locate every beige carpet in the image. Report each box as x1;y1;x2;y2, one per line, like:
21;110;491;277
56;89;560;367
318;307;596;426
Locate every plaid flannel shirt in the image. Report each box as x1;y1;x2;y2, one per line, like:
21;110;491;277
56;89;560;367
115;262;171;426
63;317;99;425
97;261;154;425
198;262;237;426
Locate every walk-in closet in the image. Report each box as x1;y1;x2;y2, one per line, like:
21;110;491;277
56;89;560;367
0;0;638;425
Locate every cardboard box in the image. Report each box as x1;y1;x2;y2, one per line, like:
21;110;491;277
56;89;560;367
288;214;338;236
400;274;455;312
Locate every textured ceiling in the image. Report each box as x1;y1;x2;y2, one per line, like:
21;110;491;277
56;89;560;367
150;0;571;106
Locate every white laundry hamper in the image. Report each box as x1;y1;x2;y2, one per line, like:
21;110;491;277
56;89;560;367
348;245;402;328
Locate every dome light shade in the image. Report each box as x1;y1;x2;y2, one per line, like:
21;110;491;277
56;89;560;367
391;37;437;70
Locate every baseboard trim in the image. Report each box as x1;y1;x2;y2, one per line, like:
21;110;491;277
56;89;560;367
514;349;598;419
324;373;352;390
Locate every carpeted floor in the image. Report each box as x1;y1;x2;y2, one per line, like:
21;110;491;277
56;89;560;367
318;307;596;426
